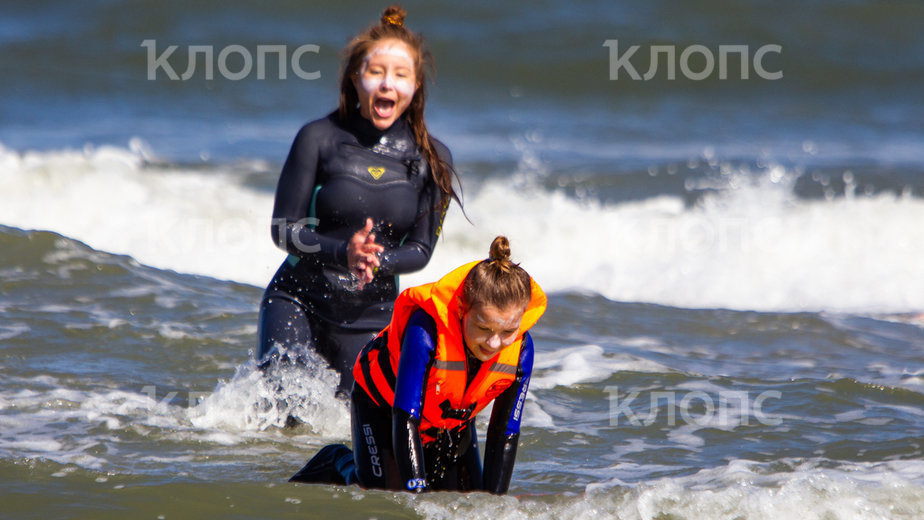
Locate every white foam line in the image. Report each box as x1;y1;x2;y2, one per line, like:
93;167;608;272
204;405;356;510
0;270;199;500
4;142;924;313
405;458;924;520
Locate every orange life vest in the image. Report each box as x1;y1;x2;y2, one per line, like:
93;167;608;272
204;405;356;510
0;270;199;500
353;260;547;443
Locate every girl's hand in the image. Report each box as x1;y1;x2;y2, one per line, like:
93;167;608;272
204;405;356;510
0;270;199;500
347;218;384;289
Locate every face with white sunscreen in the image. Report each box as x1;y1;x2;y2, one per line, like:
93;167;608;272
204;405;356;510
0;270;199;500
353;39;417;130
461;303;526;363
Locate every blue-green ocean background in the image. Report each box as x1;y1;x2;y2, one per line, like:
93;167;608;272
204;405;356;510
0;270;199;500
2;1;923;518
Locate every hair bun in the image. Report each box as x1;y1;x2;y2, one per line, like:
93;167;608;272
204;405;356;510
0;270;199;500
489;236;512;264
463;235;532;311
381;5;406;27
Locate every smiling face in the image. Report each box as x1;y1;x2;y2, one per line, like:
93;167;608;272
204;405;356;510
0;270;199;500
461;303;526;363
352;39;418;130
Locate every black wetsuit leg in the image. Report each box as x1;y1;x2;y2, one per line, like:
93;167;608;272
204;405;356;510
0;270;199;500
317;324;377;393
426;422;483;492
456;424;484;491
351;387;402;490
258;296;376;393
257;296;318;362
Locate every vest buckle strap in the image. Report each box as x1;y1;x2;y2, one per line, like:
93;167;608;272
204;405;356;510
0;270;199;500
438;399;476;421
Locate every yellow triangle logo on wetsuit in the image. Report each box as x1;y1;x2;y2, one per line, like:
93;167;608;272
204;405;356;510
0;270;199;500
368;166;385;180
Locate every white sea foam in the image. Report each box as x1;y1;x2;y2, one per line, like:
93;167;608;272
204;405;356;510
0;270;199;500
530;344;669;390
0;322;30;341
0;354;350;470
406;459;924;520
3;142;924;313
188;355;350;437
0;142;283;286
520;399;555;429
411;169;924;314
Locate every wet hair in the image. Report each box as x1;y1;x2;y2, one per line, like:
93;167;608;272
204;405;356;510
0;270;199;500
462;236;532;311
338;5;461;210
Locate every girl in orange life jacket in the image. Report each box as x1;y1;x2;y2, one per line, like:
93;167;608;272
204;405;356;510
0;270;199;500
290;236;546;493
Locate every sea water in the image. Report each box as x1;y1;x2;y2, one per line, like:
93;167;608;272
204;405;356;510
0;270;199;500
2;1;923;518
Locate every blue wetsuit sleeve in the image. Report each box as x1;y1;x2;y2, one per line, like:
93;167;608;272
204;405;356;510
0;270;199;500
377;143;452;276
483;331;534;494
270;123;349;266
391;309;436;491
393;309;435;417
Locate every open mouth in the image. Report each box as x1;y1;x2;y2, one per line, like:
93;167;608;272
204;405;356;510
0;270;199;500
373;98;396;119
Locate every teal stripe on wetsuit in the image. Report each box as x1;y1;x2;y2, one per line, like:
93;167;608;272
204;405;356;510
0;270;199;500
287;184;323;267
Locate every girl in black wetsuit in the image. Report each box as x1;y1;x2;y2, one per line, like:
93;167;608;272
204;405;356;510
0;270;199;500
257;5;460;392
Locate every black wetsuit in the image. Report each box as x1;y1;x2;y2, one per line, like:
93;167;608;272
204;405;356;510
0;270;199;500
258;111;450;391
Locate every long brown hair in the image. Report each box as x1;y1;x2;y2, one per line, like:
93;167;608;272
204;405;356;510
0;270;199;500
463;236;532;311
338;5;461;209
